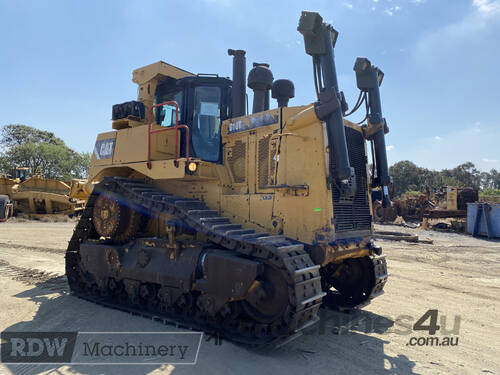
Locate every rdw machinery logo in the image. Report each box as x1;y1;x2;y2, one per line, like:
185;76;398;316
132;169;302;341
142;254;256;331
1;332;77;363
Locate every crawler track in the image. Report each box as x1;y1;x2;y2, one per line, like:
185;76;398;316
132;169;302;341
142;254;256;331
66;177;326;345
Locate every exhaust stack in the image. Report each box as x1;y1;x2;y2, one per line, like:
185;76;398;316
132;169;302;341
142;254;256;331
247;63;273;114
228;49;247;118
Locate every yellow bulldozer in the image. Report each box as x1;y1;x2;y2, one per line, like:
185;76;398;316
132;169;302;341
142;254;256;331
66;11;390;344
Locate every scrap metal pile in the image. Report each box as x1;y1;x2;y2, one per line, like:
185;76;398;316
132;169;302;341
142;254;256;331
372;186;479;231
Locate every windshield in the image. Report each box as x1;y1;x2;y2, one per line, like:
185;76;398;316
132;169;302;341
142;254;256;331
192;86;222;162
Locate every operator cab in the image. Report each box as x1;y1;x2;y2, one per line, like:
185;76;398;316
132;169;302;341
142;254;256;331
154;75;231;163
9;167;29;182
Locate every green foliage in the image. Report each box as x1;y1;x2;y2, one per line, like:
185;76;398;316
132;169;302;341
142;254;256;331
480;188;500;197
1;124;65;148
389;161;499;198
0;154;9;174
0;124;90;179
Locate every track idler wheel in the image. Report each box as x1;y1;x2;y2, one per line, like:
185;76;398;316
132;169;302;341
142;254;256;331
241;265;289;324
92;193;139;243
322;256;376;309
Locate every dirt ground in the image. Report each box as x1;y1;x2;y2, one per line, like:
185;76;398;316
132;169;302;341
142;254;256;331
0;221;499;375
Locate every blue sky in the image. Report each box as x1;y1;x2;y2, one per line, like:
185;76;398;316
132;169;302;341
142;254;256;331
1;0;499;171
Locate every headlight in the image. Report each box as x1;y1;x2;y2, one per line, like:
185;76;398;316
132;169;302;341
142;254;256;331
187;162;197;173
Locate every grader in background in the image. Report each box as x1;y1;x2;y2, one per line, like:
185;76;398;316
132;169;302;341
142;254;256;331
66;11;390;344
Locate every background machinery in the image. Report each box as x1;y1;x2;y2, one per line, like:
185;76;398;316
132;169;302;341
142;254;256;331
0;166;86;220
372;186;479;224
65;11;390;344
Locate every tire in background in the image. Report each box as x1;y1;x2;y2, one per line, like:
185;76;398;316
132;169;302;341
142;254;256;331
0;195;11;220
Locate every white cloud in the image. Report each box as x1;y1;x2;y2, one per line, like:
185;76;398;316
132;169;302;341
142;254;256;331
373;0;379;2
434;136;442;140
473;0;500;15
386;145;395;151
401;123;500;171
385;6;401;16
344;3;353;9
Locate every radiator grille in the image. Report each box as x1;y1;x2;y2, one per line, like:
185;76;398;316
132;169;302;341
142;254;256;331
257;137;270;187
269;140;277;185
228;140;246;183
332;127;372;233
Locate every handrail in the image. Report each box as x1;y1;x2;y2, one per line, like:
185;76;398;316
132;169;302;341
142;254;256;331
147;101;190;169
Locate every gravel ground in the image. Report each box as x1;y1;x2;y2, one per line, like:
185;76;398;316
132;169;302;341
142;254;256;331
0;221;499;375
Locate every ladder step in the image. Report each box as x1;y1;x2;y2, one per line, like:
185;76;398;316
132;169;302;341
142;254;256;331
277;244;304;254
300;292;327;306
294;265;321;276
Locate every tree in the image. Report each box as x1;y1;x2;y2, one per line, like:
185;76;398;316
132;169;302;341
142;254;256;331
0;124;65;148
389;161;421;197
388;160;495;197
490;169;500;189
0;154;9;175
73;152;91;179
0;124;90;179
448;162;481;189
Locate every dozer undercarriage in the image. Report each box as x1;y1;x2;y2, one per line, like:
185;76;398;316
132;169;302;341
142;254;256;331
67;177;386;344
66;11;390;344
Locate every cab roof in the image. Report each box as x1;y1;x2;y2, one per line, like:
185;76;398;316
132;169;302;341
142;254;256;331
132;61;193;85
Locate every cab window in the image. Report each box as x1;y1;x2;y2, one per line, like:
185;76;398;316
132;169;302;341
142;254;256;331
155;83;183;127
192;86;221;162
